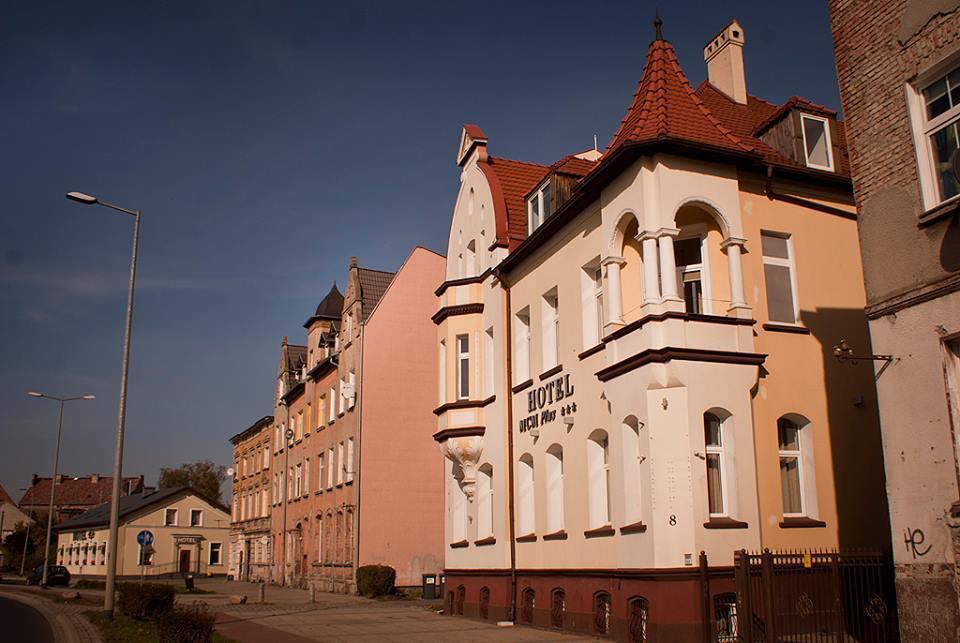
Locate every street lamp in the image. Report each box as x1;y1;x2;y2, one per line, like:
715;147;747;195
27;392;95;588
66;190;140;619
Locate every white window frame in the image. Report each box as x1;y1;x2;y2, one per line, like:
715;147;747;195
514;307;531;383
295;463;302;497
329;387;336;423
337;442;345;485
439;339;447;403
799;113;835;172
778;418;806;518
517;454;535;536
209;542;223;566
317;452;325;493
761;231;800;325
545;445;565;533
906;57;960;210
484;328;495;398
526;180;551;233
190;509;203;527
675;233;712;315
327;447;335;489
304;458;310;495
586;430;611;529
541;288;560;372
346;437;355;482
456;334;470;400
164;508;178;527
704;413;729;518
477;463;494;539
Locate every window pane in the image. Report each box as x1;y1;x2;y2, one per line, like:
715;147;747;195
704;414;721;446
458;335;468;353
925;77;951;119
675;238;702;266
950;68;960;109
931;122;960;201
803;118;831;167
780;456;803;514
778;418;800;450
706;454;724;514
761;233;789;259
459;358;469;398
541;187;551;219
763;263;796;323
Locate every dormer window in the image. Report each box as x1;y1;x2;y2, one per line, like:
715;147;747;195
800;114;834;172
527;181;552;233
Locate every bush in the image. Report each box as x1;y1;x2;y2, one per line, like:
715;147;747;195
357;565;396;597
117;582;176;620
156;605;216;643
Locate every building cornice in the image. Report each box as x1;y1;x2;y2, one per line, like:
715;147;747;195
596;346;766;382
434;269;493;296
432;303;484;325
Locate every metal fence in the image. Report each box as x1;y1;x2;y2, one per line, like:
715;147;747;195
734;549;899;642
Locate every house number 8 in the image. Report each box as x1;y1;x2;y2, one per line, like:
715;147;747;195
669;514;677;526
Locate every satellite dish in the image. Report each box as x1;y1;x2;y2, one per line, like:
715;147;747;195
226;467;234;476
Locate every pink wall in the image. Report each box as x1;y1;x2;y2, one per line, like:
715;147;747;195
359;246;445;586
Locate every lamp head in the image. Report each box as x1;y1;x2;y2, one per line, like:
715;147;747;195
27;391;43;398
66;192;98;205
82;395;96;400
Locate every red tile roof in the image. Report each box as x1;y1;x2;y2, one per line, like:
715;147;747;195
463;123;487;141
550;154;598;177
480;156;550;250
19;475;144;509
606;37;754;157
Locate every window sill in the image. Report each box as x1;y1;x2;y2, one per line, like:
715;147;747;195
779;517;826;529
516;533;538;543
542;530;568;541
474;536;497;547
584;525;615;539
512;379;533;394
449;540;469;549
578;343;605;360
619;521;648;535
539;364;563;380
919;195;960;226
762;322;810;335
703;517;749;530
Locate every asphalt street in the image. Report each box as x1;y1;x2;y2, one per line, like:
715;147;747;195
0;593;54;643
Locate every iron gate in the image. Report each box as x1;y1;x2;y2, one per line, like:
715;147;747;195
734;549;899;642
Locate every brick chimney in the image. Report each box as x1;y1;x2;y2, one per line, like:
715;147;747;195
31;474;40;487
704;20;747;104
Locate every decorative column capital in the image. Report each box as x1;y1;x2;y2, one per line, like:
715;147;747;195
654;227;680;239
438;435;484;502
601;255;626;267
721;236;747;250
635;230;659;243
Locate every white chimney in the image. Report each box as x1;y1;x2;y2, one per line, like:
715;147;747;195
704;20;747;104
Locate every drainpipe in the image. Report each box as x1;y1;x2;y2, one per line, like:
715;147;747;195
352;322;364;593
763;165;855;218
497;269;519;623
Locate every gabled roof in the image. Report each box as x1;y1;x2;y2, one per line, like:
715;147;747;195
357;267;396;321
229;415;274;445
606;34;754;158
19;475;143;508
0;484;14;505
280;342;307;390
482;157;551;250
53;486;227;532
550;154;598;178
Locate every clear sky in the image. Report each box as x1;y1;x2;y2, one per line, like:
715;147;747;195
0;1;840;499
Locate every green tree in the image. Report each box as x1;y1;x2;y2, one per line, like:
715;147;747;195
2;520;45;573
157;460;226;502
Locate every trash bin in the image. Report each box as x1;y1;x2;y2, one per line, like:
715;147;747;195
185;574;194;591
422;574;438;600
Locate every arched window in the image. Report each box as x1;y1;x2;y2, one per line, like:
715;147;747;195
621;416;646;525
778;414;815;517
466;239;477;277
316;515;323;563
704;411;727;517
518;454;535;536
628;596;649;642
345;508;354;564
323;512;333;563
335;510;344;563
593;591;612;635
479;586;490;619
545;444;565;533
715;592;738;642
477;464;494;539
521;587;535;623
446;591;454;616
587;430;611;528
455;585;465;615
551;588;565;629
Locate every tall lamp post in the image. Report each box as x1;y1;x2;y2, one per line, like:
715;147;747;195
27;391;95;588
66;191;140;618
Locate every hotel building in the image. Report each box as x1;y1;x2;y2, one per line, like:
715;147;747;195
435;19;890;639
271;248;445;591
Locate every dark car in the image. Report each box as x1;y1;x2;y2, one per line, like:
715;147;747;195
25;565;71;587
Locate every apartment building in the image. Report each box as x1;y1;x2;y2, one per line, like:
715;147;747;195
228;415;273;582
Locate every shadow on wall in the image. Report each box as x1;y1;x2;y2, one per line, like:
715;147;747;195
800;307;892;552
939;215;960;273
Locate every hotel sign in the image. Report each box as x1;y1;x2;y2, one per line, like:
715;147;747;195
518;373;576;433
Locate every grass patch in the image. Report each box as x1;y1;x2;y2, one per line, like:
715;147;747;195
173;586;215;595
85;611;237;643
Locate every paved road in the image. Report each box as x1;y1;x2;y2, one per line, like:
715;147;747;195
0;593;55;643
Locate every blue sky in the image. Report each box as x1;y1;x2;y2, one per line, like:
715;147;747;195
0;1;841;499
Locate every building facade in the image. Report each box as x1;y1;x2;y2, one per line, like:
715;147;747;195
229;415;274;582
270;249;445;592
828;1;960;639
54;486;230;579
20;474;147;523
435;19;890;639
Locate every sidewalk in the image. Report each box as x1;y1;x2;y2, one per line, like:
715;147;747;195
0;585;102;643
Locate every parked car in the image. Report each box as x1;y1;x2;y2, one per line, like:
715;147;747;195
25;565;70;587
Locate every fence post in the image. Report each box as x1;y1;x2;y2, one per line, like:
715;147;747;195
735;550;753;643
761;549;777;643
258;582;265;604
699;551;711;643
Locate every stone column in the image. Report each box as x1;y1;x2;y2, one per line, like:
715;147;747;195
657;228;682;303
601;256;626;326
637;231;661;304
721;237;748;312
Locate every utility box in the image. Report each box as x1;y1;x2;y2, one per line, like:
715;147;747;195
422;573;438;600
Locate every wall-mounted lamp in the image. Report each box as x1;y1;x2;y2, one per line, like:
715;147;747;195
832;338;893;365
